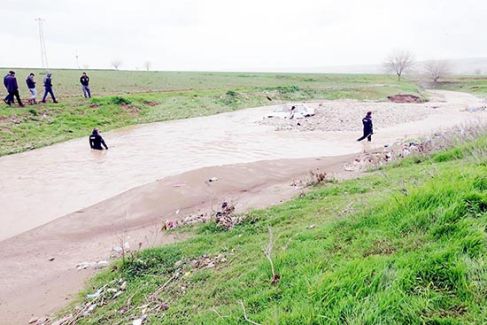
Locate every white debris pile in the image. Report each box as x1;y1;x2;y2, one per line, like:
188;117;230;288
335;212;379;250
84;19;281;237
162;212;211;230
76;260;110;270
259;100;430;132
265;103;315;119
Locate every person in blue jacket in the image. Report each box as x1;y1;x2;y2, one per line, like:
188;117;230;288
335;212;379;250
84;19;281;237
41;73;58;103
357;111;373;142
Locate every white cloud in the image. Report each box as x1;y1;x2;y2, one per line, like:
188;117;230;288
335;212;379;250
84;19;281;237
0;0;485;71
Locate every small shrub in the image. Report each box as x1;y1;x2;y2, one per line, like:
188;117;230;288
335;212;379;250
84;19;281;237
120;246;182;278
28;108;38;116
433;148;464;162
197;222;225;234
110;96;132;105
412;252;465;293
460;233;484;257
275;85;300;94
220;90;240;106
463;192;487;216
473;176;487;191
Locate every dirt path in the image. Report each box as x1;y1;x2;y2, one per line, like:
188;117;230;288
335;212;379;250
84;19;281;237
0;90;485;323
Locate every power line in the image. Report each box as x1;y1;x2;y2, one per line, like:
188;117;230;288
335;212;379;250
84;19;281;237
35;17;49;70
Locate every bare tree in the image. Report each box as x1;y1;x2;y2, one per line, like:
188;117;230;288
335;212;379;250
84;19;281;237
384;50;415;81
111;59;122;70
424;60;451;83
144;61;151;71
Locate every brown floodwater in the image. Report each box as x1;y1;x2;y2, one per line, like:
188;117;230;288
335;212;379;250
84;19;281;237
0;105;357;241
0;90;484;241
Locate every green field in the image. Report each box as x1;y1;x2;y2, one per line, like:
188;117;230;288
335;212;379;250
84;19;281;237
434;76;487;97
0;69;422;156
59;134;487;324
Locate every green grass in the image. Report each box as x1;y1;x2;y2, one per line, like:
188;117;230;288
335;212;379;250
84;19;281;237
0;70;422;156
62;135;487;324
0;69;422;97
433;75;487;96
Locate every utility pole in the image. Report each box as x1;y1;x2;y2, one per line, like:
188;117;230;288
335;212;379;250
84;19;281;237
75;50;80;69
35;18;49;70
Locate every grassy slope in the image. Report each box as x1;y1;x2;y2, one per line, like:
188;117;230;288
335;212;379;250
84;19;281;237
66;137;487;324
433;75;487;97
0;71;421;156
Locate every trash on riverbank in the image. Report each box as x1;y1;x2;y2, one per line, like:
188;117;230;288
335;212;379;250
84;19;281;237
266;103;315;119
464;105;486;113
344;125;486;171
76;260;109;270
162;201;241;231
215;201;242;230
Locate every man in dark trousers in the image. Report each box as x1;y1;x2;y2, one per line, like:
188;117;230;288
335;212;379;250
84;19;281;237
89;128;108;150
3;71;14;104
80;72;91;98
41;73;58;103
357;111;373;142
5;71;24;107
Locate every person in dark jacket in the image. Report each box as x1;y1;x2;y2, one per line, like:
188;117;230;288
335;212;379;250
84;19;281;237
3;72;14;105
357;111;373;142
80;72;91;98
41;73;58;103
89;128;108;150
5;71;24;107
26;73;37;105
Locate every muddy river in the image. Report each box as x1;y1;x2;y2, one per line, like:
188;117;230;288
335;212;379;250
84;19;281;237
0;90;483;240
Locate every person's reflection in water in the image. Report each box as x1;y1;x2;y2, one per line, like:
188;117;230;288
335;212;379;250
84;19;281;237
89;128;108;150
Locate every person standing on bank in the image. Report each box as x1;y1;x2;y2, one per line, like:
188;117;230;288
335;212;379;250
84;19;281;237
3;71;14;105
41;73;58;103
80;72;91;98
6;71;24;107
26;73;37;105
357;111;373;142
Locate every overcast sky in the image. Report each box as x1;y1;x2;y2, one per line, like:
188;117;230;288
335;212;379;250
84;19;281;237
0;0;485;71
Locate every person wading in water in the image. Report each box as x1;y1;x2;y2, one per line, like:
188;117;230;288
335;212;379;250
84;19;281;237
89;128;108;150
357;111;373;142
